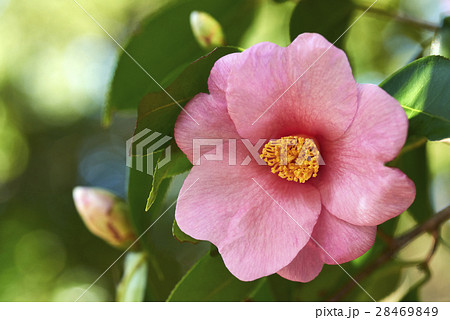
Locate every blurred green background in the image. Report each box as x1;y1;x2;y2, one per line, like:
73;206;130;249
0;0;449;301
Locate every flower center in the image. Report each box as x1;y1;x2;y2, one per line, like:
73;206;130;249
260;136;320;183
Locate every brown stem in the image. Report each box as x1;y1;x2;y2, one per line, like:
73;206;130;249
329;206;450;301
395;206;450;249
355;5;439;32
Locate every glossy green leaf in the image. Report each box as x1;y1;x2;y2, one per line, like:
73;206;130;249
167;253;259;301
104;0;258;125
172;219;199;244
146;146;192;211
289;0;355;48
380;56;450;141
395;144;434;224
135;46;240;146
116;251;148;302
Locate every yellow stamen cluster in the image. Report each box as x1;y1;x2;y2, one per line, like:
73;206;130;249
260;136;320;183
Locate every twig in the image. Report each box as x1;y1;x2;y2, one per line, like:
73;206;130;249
355;4;439;32
329;206;450;301
395;206;450;249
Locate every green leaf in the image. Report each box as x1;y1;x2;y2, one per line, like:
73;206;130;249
104;0;259;125
267;274;299;301
172;219;199;244
167;253;259;301
289;0;355;48
295;264;354;301
345;262;403;302
145;146;192;211
395;144;434;224
127;166;181;301
380;56;450;141
116;251;148;302
247;278;276;302
135;46;240;145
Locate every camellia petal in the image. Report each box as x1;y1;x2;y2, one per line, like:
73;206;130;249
331;84;409;162
175;142;321;281
227;33;358;141
316;84;415;226
317;162;415;226
310;208;377;264
174;54;241;163
277;241;323;282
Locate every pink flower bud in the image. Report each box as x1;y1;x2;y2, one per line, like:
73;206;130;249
73;187;137;249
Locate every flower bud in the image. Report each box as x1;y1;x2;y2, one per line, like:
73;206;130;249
73;187;137;249
190;11;225;51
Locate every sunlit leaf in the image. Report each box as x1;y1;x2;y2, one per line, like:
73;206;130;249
380;56;450;141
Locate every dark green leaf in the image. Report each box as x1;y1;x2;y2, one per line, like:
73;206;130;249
344;262;403;302
380;56;450;141
379;216;400;237
172;219;199;244
127;165;181;301
295;264;353;301
116;251;148;302
289;0;356;48
247;278;276;302
167;253;259;301
135;46;240;145
104;0;258;125
267;274;295;301
395;144;433;224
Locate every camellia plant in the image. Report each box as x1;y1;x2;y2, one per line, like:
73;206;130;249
73;0;450;302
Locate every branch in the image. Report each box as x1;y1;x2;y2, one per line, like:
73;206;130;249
395;207;450;249
355;5;439;32
329;206;450;301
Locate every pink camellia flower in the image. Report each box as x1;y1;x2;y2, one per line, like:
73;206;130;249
174;33;416;282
